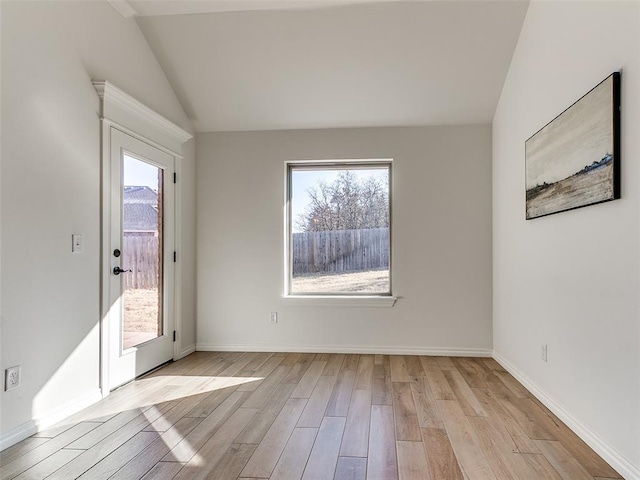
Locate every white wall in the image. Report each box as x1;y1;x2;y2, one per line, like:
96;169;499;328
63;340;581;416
0;0;196;446
178;138;198;355
493;1;640;477
196;126;492;354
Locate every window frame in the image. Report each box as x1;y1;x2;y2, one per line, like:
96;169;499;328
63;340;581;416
284;159;395;304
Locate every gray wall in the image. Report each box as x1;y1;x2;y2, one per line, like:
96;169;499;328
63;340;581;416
492;1;640;475
196;126;492;354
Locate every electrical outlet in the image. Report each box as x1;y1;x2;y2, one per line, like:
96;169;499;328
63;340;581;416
541;344;548;362
270;312;278;324
5;366;21;391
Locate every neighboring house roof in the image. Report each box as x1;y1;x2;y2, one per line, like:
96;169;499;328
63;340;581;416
124;185;158;204
124;204;158;231
124;186;158;231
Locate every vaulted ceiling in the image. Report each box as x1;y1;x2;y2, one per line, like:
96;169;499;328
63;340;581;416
130;1;529;132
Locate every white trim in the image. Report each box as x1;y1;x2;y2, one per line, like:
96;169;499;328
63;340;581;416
196;344;492;357
283;158;394;299
102;118;184;159
173;159;182;361
282;295;397;308
106;0;137;18
93;81;192;154
286;158;394;166
99;121;111;399
0;389;102;451
179;344;197;359
493;351;640;480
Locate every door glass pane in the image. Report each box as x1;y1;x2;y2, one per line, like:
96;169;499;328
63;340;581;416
122;155;164;350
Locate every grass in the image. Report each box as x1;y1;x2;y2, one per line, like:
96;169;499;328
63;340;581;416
291;268;390;294
123;288;160;333
527;162;614;219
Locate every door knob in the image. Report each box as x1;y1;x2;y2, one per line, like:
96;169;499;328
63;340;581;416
113;266;132;275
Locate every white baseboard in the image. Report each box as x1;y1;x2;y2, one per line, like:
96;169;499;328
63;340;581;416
493;351;640;480
0;421;39;452
195;343;492;357
178;344;196;359
0;389;102;451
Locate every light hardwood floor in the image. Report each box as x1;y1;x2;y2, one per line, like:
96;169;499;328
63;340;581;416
0;352;623;479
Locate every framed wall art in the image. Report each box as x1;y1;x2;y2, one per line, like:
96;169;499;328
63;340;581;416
525;72;620;220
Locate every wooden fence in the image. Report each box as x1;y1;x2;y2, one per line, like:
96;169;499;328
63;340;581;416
122;235;160;290
292;227;389;274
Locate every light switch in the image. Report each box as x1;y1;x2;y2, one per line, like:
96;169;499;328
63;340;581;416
72;234;83;253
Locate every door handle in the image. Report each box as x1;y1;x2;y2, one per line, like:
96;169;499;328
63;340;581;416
113;266;132;275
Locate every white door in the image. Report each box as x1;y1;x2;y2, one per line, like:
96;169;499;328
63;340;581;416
107;128;175;390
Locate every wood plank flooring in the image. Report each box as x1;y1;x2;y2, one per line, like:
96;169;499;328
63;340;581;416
0;353;623;479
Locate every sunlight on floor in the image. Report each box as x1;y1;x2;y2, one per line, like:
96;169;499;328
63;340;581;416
51;374;263;429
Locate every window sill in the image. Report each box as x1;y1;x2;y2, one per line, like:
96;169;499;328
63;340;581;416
282;295;397;308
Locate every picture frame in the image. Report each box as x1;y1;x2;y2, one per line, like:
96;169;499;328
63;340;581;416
525;72;620;220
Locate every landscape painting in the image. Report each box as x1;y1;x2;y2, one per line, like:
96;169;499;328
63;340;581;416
525;72;620;220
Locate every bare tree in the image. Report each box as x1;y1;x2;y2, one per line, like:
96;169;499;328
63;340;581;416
296;171;389;232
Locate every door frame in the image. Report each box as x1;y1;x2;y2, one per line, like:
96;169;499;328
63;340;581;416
99;119;184;397
95;81;192;398
107;126;177;390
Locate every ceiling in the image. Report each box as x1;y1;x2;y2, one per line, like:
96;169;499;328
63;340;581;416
134;1;529;132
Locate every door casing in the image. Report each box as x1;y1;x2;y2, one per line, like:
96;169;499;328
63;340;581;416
100;121;182;395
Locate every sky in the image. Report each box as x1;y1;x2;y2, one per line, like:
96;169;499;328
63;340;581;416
291;166;388;233
124;154;160;189
525;76;614;189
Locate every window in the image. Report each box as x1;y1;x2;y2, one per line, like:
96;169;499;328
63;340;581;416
286;160;392;297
